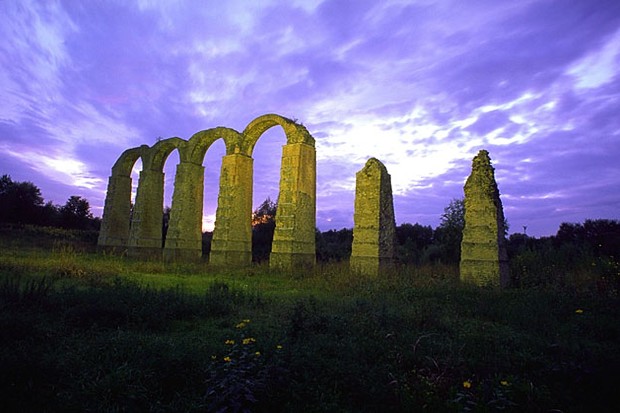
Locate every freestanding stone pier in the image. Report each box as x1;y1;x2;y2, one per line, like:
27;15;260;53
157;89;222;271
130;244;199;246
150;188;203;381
350;158;396;276
98;114;316;271
128;138;184;259
460;150;510;287
97;145;147;253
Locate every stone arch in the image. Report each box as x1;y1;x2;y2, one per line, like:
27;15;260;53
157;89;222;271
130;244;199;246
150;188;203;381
241;114;314;156
98;114;316;270
128;138;185;258
182;127;243;162
163;127;244;262
98;145;148;252
230;114;316;269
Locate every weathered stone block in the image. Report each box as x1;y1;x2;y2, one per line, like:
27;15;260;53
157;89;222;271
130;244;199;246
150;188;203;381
98;174;132;252
460;150;510;287
163;161;205;262
99;114;317;271
210;154;253;266
128;169;164;259
271;142;316;271
350;158;396;276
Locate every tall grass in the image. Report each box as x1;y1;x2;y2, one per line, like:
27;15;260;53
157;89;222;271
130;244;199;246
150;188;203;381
1;228;619;412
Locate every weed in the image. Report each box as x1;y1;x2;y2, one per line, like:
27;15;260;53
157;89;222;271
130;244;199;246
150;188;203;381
0;227;619;412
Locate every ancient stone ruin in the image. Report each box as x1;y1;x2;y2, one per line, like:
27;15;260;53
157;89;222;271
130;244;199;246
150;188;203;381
460;150;510;287
97;114;316;270
99;114;512;278
350;158;396;276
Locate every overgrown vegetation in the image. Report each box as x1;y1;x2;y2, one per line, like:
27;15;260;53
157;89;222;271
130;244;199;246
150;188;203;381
0;175;100;230
1;226;619;412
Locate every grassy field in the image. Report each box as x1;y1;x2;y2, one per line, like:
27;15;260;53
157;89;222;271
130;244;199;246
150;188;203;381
1;226;619;412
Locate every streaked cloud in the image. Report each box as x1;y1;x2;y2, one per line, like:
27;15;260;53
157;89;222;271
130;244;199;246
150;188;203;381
1;0;619;237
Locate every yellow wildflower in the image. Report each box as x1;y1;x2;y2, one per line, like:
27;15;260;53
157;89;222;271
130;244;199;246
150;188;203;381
223;356;232;362
575;309;584;314
463;380;472;389
225;339;235;345
236;322;247;329
255;351;261;356
276;345;283;349
243;319;250;323
242;337;256;345
500;380;509;386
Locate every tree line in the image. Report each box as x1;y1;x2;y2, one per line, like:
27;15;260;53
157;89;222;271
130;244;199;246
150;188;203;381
247;197;619;290
4;173;618;288
0;175;99;230
244;198;467;264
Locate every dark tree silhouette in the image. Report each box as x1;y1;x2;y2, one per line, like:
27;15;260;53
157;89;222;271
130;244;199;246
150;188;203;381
60;196;94;230
316;228;353;262
162;206;171;247
434;198;465;264
252;198;277;262
0;174;44;224
395;223;434;264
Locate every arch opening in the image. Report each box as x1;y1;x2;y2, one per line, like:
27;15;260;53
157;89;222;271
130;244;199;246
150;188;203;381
251;127;287;263
99;114;316;270
128;138;184;258
97;146;144;252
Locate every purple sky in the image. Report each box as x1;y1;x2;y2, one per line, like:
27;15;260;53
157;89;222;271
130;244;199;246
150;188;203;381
1;0;619;237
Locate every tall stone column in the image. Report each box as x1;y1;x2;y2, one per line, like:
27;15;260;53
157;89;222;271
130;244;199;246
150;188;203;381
97;174;132;252
127;169;165;259
350;158;396;276
210;154;253;266
460;150;510;288
163;162;205;262
270;142;316;270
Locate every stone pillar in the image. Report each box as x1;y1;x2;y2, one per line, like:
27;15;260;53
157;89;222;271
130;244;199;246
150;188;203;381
163;162;204;262
350;158;396;276
270;142;316;270
127;169;165;259
210;154;253;266
97;174;132;252
460;150;510;287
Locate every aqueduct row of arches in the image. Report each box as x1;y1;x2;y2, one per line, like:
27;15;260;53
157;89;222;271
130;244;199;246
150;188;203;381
97;114;316;269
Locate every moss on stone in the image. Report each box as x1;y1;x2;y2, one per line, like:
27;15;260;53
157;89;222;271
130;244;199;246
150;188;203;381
350;158;396;276
99;114;317;270
460;150;510;287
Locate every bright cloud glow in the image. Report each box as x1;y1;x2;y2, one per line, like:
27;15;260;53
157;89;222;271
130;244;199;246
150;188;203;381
2;145;103;189
202;214;216;232
568;28;620;89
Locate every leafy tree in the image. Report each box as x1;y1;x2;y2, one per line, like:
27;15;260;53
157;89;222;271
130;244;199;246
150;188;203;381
252;198;277;262
39;201;61;227
395;223;434;264
316;228;353;262
251;197;277;227
555;219;620;258
434;198;465;264
60;196;94;230
0;174;44;224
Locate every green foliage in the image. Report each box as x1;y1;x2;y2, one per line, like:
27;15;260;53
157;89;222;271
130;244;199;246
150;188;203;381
315;228;353;262
205;319;283;412
0;174;100;229
508;219;620;293
59;195;97;230
1;224;620;412
434;198;465;264
0;174;44;224
395;223;434;264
